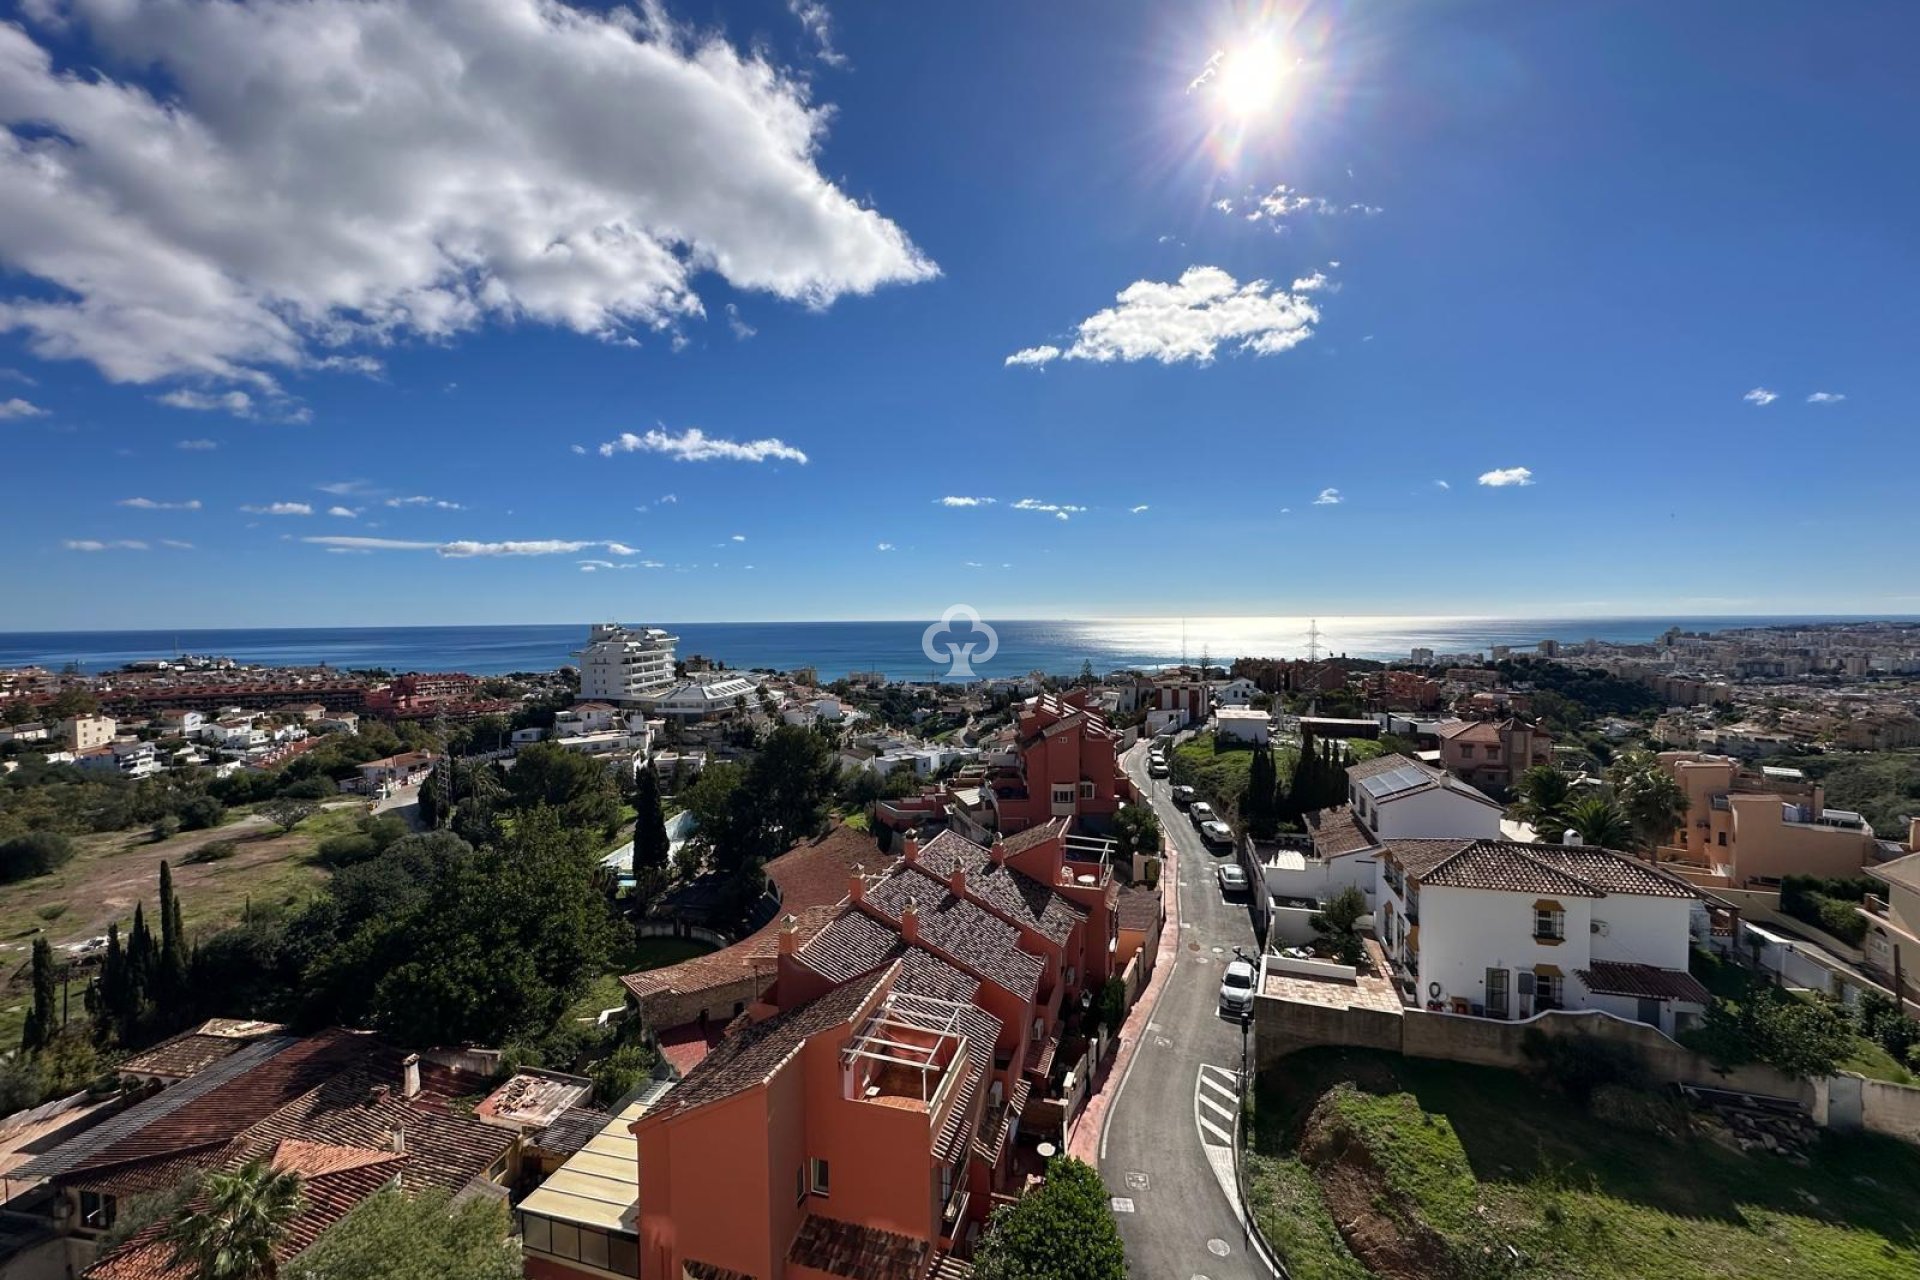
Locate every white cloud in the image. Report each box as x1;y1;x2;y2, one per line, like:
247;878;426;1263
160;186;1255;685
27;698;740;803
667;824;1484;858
1012;498;1087;521
0;0;933;396
1290;271;1337;293
1477;467;1534;488
604;541;640;556
0;397;48;419
240;502;314;516
302;536;440;551
386;495;464;510
658;493;678;504
876;541;895;551
158;539;194;550
598;427;808;464
937;496;995;507
64;538;147;551
1743;387;1779;406
1232;185;1382;226
1433;480;1450;491
1313;488;1342;506
303;535;635;558
1806;391;1846;404
314;480;373;496
724;303;756;340
730;534;747;543
175;438;217;450
117;497;201;510
570;443;587;455
0;367;34;384
156;390;257;416
1003;345;1060;368
326;506;359;518
578;558;638;572
787;0;848;67
1129;504;1150;514
1006;266;1318;368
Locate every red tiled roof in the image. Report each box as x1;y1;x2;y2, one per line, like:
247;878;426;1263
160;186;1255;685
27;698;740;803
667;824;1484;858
1115;882;1163;932
1303;805;1378;858
1000;817;1068;856
1414;843;1603;897
862;872;1043;1002
1389;840;1701;901
914;830;1085;944
786;1213;929;1280
1576;961;1712;1004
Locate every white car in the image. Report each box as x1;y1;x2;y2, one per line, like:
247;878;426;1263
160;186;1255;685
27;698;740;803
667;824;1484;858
1219;957;1257;1016
1170;784;1196;806
1217;864;1249;894
1189;801;1216;826
1147;754;1169;777
1200;820;1234;846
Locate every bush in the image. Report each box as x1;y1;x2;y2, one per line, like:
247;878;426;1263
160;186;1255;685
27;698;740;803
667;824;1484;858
1682;987;1853;1080
1587;1083;1689;1138
0;831;75;882
278;775;338;801
1521;1030;1649;1103
184;839;238;865
150;814;181;843
314;834;380;867
176;794;227;830
1855;991;1920;1062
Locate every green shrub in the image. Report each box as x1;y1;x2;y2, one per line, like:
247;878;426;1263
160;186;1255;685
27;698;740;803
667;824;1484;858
0;831;75;882
36;903;68;922
1521;1030;1648;1102
184;839;238;865
315;833;380;867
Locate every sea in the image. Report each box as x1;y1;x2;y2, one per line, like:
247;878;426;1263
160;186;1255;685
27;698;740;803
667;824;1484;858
0;616;1909;683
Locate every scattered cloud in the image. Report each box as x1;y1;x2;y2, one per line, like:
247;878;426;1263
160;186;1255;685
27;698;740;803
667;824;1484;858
158;539;194;550
118;497;202;511
787;0;848;66
1434;480;1451;491
1228;185;1382;229
0;397;48;419
64;538;148;551
604;541;640;556
175;438;218;451
577;559;639;572
0;368;35;385
303;535;637;559
240;502;314;516
1806;391;1846;404
1477;466;1534;488
315;480;375;497
1006;266;1319;368
0;0;933;399
1313;488;1342;506
570;444;587;455
1290;271;1337;293
1129;504;1150;514
598;427;808;464
326;506;360;518
729;534;746;543
937;496;995;507
876;542;895;551
964;560;983;568
1743;387;1779;406
1012;498;1087;521
385;495;465;510
724;303;757;340
156;389;257;416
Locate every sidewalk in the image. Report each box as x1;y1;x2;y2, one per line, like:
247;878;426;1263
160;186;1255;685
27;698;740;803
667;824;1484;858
1067;838;1180;1165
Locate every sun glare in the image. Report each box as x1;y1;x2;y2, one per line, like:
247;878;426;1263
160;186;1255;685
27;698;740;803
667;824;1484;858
1214;41;1285;118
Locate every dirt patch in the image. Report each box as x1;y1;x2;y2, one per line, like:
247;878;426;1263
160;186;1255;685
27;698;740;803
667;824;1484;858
1299;1093;1462;1280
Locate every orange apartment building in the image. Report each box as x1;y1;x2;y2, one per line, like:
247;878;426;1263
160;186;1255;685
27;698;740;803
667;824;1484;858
1654;751;1881;887
984;691;1135;834
1433;717;1552;793
626;819;1124;1280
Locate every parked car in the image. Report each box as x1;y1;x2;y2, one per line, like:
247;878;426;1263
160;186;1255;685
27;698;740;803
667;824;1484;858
1189;801;1215;826
1217;864;1249;895
1200;820;1234;846
1170;784;1196;806
1147;753;1169;777
1219;956;1257;1016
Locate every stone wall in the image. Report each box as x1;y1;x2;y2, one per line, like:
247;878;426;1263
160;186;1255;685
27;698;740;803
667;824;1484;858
1254;995;1401;1065
638;969;771;1032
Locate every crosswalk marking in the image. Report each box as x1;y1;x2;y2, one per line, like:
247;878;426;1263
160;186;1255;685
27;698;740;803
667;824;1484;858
1193;1064;1242;1149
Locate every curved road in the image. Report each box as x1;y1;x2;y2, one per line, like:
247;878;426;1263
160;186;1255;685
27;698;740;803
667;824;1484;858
1101;741;1277;1280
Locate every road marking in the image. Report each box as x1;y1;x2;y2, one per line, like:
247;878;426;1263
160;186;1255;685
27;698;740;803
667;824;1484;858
1199;1093;1235;1123
1193;1064;1241;1149
1153;1034;1173;1048
1125;1171;1149;1190
1208;1239;1232;1257
1110;1197;1135;1214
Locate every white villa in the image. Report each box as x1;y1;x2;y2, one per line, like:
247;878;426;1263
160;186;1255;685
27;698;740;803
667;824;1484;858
1376;838;1709;1035
552;702;657;756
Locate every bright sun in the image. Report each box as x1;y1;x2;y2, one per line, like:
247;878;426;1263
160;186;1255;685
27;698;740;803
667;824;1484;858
1213;41;1286;118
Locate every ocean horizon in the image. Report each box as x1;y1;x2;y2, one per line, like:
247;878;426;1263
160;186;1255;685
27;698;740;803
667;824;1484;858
1;615;1912;682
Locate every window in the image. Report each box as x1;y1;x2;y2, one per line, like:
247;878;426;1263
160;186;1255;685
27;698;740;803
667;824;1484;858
1717;831;1727;847
1079;780;1095;799
79;1191;116;1231
608;1235;639;1273
1533;905;1565;942
550;1222;580;1261
810;1157;831;1196
1459;744;1474;759
1536;971;1562;1008
1051;785;1075;806
1485;968;1509;1018
520;1213;552;1253
796;1166;807;1206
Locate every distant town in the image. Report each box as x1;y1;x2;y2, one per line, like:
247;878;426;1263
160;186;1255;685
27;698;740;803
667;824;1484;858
3;615;1918;1280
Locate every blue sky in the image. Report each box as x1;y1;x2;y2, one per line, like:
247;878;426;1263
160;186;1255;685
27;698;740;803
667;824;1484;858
2;0;1916;628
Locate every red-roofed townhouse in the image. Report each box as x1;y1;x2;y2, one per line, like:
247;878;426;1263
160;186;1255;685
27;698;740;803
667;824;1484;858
984;692;1134;835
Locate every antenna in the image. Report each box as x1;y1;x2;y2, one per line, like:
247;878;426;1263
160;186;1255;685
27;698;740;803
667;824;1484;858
1304;619;1322;718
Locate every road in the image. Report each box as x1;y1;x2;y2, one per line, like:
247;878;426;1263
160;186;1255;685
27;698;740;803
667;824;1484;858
1101;740;1275;1280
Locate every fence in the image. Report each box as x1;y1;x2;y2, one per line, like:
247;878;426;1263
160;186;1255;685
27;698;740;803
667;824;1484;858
633;921;731;949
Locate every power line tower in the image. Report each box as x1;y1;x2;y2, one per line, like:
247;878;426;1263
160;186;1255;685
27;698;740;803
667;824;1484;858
1303;619;1323;717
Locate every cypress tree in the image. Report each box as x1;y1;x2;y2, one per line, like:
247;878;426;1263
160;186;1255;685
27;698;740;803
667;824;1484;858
21;937;58;1053
128;900;155;1019
632;768;671;871
96;922;129;1045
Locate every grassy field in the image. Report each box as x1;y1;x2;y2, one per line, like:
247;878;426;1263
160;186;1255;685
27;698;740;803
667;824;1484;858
1169;734;1300;821
567;935;719;1022
1247;1047;1920;1280
0;801;364;1044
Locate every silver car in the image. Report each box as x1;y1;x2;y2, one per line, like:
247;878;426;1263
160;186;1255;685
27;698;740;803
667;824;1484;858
1219;958;1257;1016
1217;864;1249;894
1200;820;1234;846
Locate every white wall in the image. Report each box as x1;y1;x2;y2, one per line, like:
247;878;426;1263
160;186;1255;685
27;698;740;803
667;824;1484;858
1369;786;1504;841
1263;855;1379;910
1588;895;1694;972
1416;885;1594;1014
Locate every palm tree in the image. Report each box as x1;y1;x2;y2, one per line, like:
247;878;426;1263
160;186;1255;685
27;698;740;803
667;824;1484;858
1508;764;1574;838
1608;751;1691;861
1563;795;1634;850
166;1158;304;1280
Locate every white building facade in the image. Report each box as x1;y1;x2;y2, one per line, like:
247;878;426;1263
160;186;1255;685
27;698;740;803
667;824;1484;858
1347;755;1505;842
574;623;679;705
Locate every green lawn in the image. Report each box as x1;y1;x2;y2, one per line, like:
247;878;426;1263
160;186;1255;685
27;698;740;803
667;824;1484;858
567;935;719;1022
1247;1048;1920;1279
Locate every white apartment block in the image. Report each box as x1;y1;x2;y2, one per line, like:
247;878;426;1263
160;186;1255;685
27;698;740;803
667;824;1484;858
574;623;679;705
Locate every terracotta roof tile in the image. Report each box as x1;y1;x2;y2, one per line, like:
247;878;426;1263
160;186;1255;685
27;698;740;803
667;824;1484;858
1303;805;1379;858
1000;818;1068;855
786;1213;929;1280
1115;883;1163;932
862;872;1043;1003
1576;961;1711;1004
1389;840;1701;901
913;831;1085;943
1415;843;1603;897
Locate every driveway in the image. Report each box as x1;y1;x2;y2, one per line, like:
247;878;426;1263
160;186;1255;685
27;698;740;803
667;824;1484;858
1100;742;1276;1279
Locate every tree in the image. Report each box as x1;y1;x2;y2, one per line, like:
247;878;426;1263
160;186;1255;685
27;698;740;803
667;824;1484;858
631;768;670;872
156;860;190;1020
973;1156;1125;1280
258;798;320;835
1509;765;1574;838
1077;659;1096;687
1108;804;1161;868
589;1041;661;1107
745;725;837;848
1684;987;1852;1080
1240;741;1280;838
21;937;58;1053
49;687;101;720
1563;795;1633;851
165;1157;305;1280
1310;886;1368;966
1608;751;1690;858
284;1188;519;1280
0;830;75;883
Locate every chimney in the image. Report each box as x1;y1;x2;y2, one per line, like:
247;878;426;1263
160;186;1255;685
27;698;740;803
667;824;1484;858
401;1053;421;1099
901;896;920;944
1910;816;1920;852
902;835;920;864
1562;829;1583;847
777;913;800;955
989;837;1006;866
950;864;967;898
848;863;865;904
389;1123;406;1155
